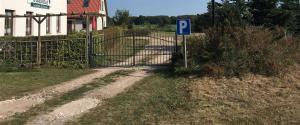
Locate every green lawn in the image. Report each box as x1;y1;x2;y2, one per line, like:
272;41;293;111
0;69;93;101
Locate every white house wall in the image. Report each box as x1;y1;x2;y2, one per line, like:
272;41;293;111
97;17;103;31
0;0;67;37
99;0;107;29
0;1;3;36
74;21;83;32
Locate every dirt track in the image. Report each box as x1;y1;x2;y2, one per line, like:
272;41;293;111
0;36;174;122
0;68;121;121
26;70;151;125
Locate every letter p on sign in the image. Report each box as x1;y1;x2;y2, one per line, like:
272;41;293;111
176;19;191;35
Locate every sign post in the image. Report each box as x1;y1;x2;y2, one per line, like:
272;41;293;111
176;19;191;68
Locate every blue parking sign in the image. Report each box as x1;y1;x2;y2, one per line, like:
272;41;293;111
176;19;191;35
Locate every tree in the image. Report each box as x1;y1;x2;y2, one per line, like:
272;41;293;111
249;0;278;26
279;0;300;33
206;0;251;27
113;10;130;26
158;16;171;27
193;13;211;32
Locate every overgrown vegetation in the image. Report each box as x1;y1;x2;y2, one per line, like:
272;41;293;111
172;0;300;77
175;27;300;77
66;68;300;125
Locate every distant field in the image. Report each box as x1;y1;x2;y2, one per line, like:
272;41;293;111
133;24;176;32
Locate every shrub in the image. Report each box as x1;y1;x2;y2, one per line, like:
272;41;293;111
48;32;88;69
179;27;300;77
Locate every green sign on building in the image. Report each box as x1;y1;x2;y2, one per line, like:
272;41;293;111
28;0;50;9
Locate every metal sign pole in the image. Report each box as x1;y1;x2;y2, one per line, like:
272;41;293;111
183;35;187;68
177;19;191;69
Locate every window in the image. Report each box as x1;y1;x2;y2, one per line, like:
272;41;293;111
46;14;51;34
82;20;87;29
26;12;33;36
83;0;89;7
4;10;14;36
57;16;61;33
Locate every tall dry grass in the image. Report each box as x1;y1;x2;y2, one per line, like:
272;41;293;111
182;27;300;76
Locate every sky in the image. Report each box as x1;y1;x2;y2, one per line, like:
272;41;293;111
108;0;222;16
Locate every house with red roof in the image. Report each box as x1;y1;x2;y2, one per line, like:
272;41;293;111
67;0;108;32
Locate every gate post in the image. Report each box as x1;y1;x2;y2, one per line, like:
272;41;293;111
85;15;90;66
175;32;178;53
37;17;42;66
132;33;136;66
88;32;93;68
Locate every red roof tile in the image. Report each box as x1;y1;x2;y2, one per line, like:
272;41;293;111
67;0;101;14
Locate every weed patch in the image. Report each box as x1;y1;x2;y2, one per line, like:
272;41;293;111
175;27;300;77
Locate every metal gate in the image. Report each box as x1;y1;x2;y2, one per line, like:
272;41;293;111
90;32;177;67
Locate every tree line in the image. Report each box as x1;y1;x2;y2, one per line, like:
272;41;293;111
110;0;300;34
209;0;300;34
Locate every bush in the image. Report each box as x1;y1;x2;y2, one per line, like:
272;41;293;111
178;27;300;77
48;32;88;69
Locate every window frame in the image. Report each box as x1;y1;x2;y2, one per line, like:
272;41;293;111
83;0;90;7
46;14;51;34
4;10;14;36
82;20;87;29
26;12;33;36
57;16;61;33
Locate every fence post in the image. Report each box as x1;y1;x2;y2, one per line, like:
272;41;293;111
133;33;136;66
85;15;90;66
88;32;93;67
175;32;178;53
37;17;42;66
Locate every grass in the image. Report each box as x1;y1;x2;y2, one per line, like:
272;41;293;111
0;68;93;101
67;70;193;125
0;70;134;125
67;66;300;125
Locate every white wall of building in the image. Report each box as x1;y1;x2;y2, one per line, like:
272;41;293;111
0;0;67;37
98;0;107;30
0;1;3;36
97;17;103;31
74;20;83;32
